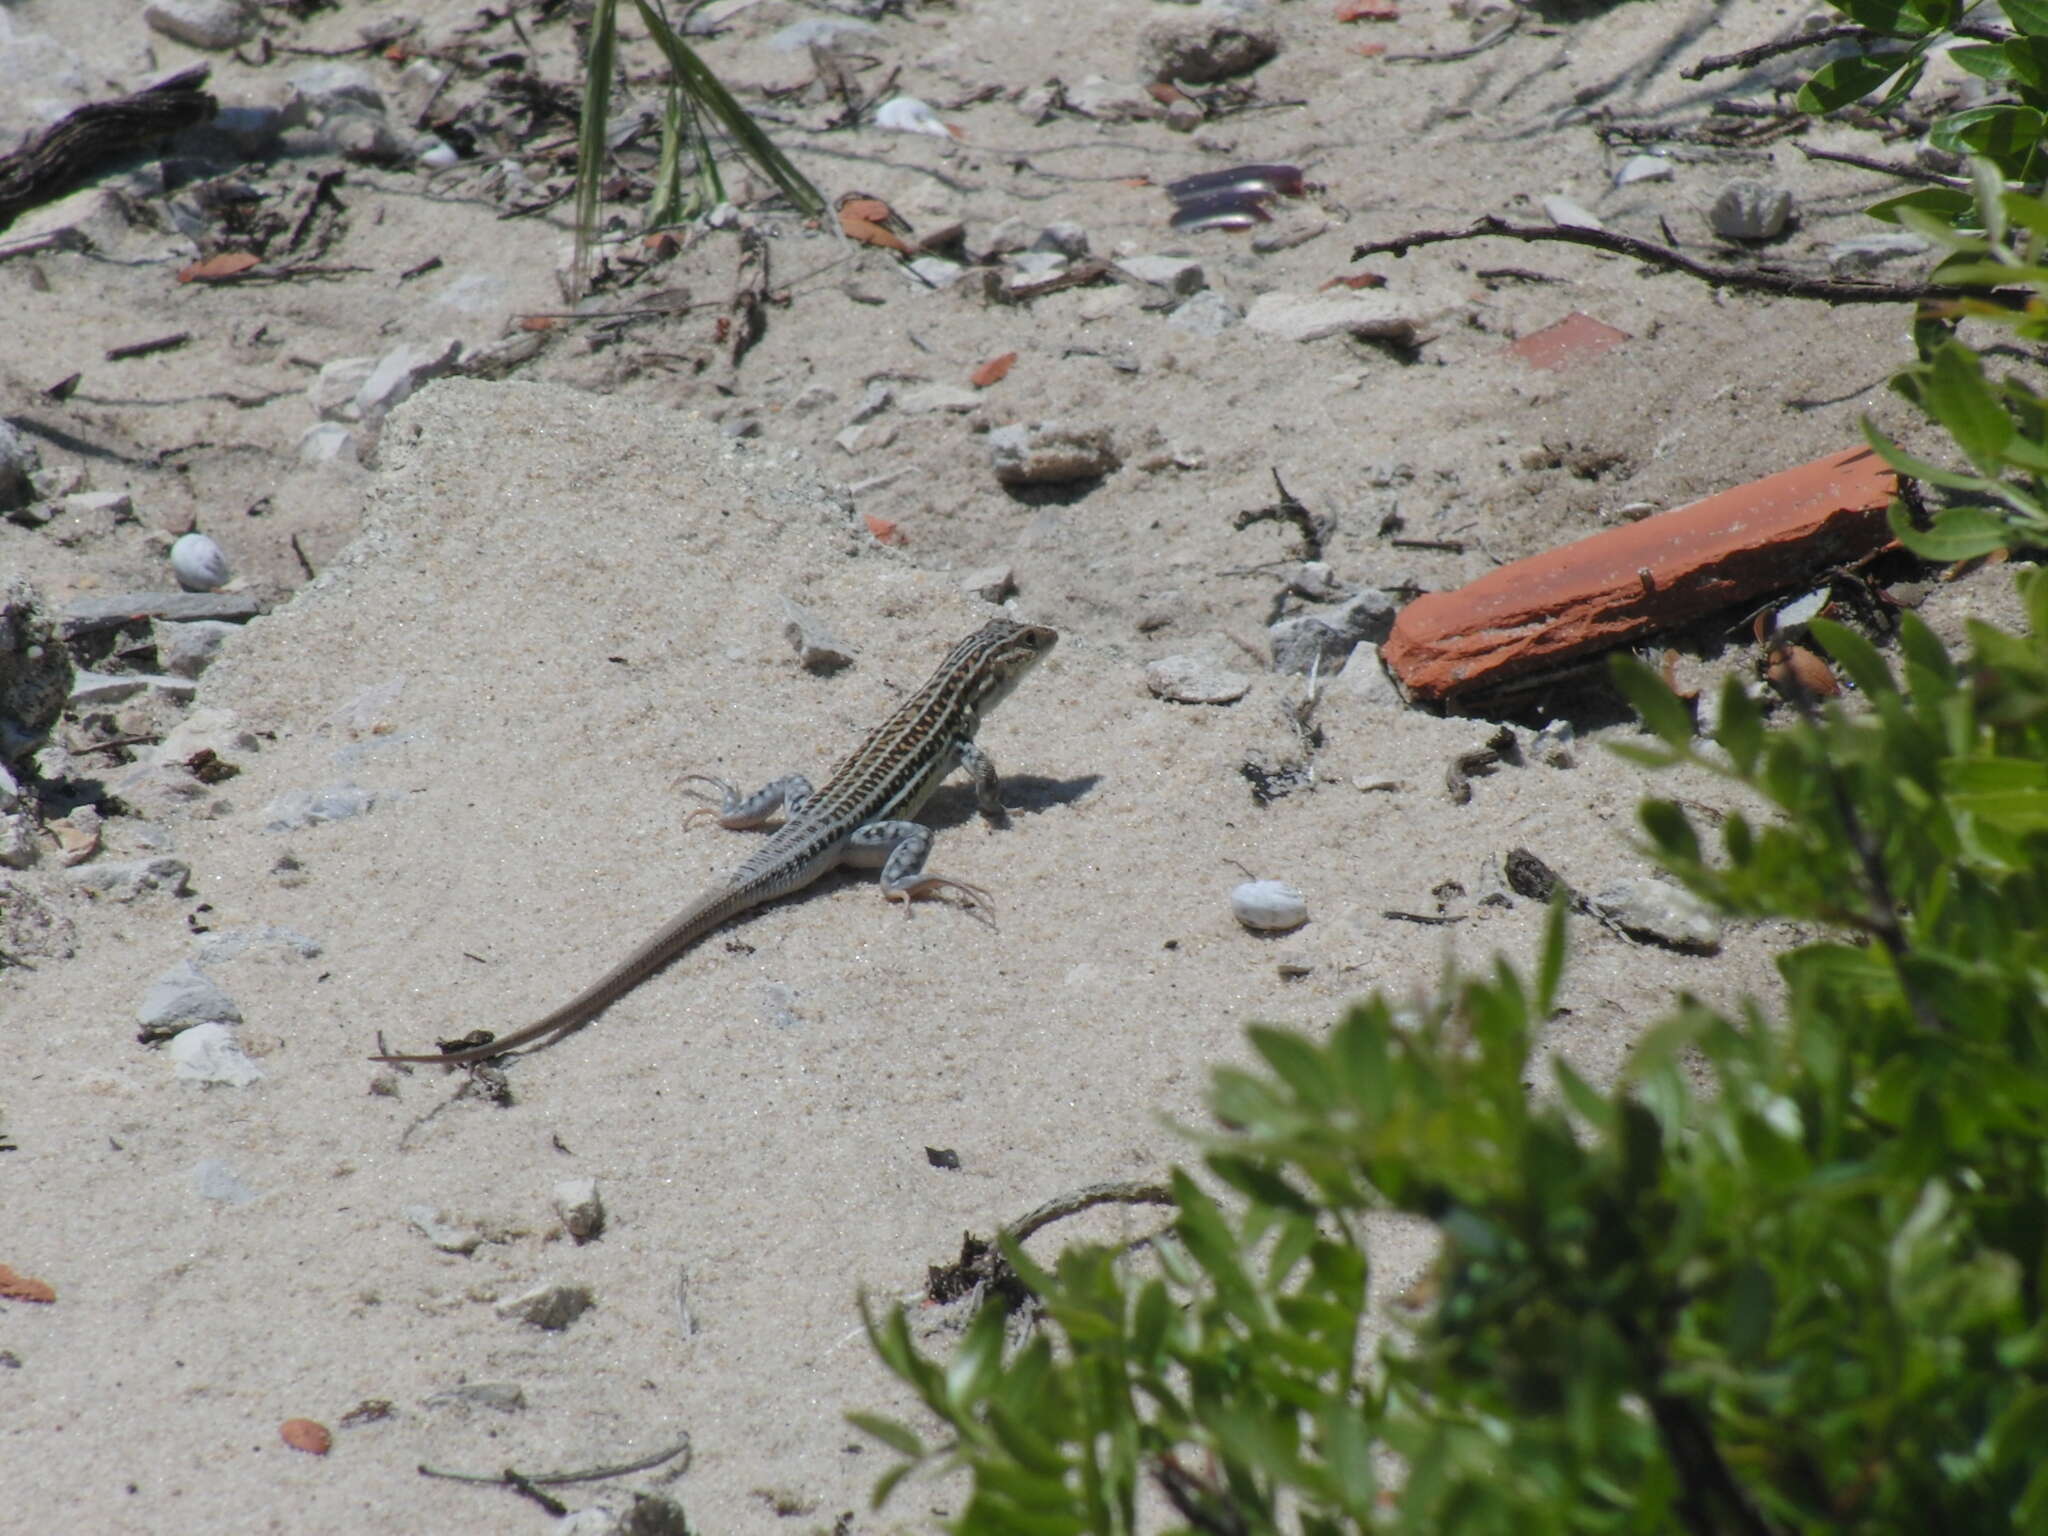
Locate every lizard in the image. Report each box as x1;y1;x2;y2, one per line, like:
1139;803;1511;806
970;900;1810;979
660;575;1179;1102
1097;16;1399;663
370;615;1058;1067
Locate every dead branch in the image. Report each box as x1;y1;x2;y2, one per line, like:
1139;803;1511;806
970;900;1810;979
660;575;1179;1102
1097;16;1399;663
1684;21;2012;81
1351;215;2006;305
0;67;215;230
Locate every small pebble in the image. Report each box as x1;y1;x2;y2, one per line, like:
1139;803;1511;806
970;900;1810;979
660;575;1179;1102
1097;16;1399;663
1615;155;1674;186
960;565;1015;603
779;598;854;671
424;1381;527;1413
169;1023;263;1086
1231;879;1308;931
137;959;242;1038
169;532;231;592
495;1281;595;1331
1540;194;1604;231
553;1178;605;1243
405;1204;485;1255
1589;877;1722;954
987;421;1119;486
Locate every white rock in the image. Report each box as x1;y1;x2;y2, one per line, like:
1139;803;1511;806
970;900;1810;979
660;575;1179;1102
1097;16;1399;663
1066;75;1161;122
1589;877;1722;953
152;618;238;678
1232;879;1308;932
169;1023;263;1086
297;422;361;466
495;1281;596;1330
0;813;34;869
405;1204;484;1255
874;95;952;138
1118;254;1205;293
62;490;132;519
1541;194;1604;230
1245;289;1459;345
283;62;386;122
983;217;1032;254
1269;617;1353;676
553;1178;605;1242
138;960;242;1034
1709;179;1793;241
1616;154;1674;186
144;0;254;51
417;137;458;169
897;384;981;414
65;856;191;899
354;337;462;425
905;256;966;289
170;532;231;592
69;668;196;706
310;356;376;420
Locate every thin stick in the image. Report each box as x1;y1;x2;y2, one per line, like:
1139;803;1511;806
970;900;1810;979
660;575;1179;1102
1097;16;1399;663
414;1434;694;1486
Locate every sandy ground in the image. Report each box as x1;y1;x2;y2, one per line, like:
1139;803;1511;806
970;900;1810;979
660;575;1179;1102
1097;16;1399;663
0;0;2007;1530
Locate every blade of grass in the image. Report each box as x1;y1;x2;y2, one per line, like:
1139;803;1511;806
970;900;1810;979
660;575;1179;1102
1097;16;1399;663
573;0;620;299
631;0;825;218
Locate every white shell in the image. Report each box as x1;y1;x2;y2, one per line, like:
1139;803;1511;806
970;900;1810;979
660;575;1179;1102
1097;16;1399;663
170;532;231;592
1231;880;1308;932
875;96;952;139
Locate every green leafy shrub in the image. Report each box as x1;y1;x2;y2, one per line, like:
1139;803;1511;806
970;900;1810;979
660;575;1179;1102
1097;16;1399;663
854;60;2048;1536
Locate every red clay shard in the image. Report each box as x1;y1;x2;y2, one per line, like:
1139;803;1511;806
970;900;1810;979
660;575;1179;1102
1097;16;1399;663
1381;447;1899;702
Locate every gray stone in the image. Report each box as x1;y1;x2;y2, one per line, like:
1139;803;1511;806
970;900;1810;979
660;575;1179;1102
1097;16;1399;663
1167;290;1243;336
897;384;981;415
0;421;39;512
153;619;238;679
144;0;254;51
767;17;882;52
1709;179;1793;241
1331;588;1398;644
1231;879;1307;931
1829;231;1930;271
0;813;34;870
780;597;854;672
61;591;260;640
988;421;1119;485
1245;289;1450;344
983;217;1033;254
66;856;192;900
68;669;196;706
170;532;231;593
1337;642;1402;707
1146;655;1251;704
1065;76;1161;122
959;565;1015;603
424;1381;527;1413
62;491;132;520
1142;16;1280;82
788;383;838;415
906;256;967;289
2;579;72;756
297;422;361;466
138;960;242;1036
1589;877;1723;954
283;62;386;122
1269;617;1354;676
848;381;894;423
192;1155;259;1201
1034;221;1091;258
263;782;380;832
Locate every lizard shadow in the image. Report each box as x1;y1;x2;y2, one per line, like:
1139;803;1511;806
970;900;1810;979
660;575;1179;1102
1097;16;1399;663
919;771;1100;830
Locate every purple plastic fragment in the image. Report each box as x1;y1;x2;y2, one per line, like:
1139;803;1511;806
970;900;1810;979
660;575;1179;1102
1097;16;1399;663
1164;162;1306;202
1167;190;1276;231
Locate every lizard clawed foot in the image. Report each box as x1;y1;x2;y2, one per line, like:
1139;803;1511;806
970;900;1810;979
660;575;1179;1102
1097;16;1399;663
679;774;739;831
884;876;998;928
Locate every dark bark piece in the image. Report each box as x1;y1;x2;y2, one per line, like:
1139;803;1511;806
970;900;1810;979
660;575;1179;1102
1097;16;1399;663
0;67;217;232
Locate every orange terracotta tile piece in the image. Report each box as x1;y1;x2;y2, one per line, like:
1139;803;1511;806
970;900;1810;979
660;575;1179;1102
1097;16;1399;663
280;1418;333;1455
1338;0;1401;18
970;352;1017;389
864;513;907;546
177;252;260;284
0;1263;56;1302
1509;311;1631;371
1381;447;1898;702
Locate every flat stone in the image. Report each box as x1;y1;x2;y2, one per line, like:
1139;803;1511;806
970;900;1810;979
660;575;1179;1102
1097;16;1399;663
310;356;376;421
1065;75;1162;122
960;565;1016;603
1146;655;1251;704
1269;618;1354;676
60;591;261;639
137;959;242;1036
897;384;981;414
68;669;196;706
298;422;361;466
66;856;192;900
1829;231;1930;271
496;1281;595;1331
168;1022;264;1085
1616;155;1675;186
1169;291;1243;336
1118;254;1206;294
1590;877;1723;954
988;421;1119;485
145;0;254;51
1540;194;1604;231
355;337;462;425
153;619;238;678
1382;447;1898;702
1245;289;1457;345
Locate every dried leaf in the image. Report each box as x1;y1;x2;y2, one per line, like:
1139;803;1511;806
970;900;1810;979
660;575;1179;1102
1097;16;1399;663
0;1263;56;1303
177;251;260;284
970;352;1018;389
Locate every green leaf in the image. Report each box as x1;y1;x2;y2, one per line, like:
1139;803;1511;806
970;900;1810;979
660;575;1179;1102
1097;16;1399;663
1950;43;2020;81
2010;0;2048;35
1534;889;1568;1018
1808;618;1895;697
571;0;620;300
847;1411;927;1458
1889;501;2016;560
1725;1261;1777;1363
1921;339;2013;472
1929;105;2048;170
1715;673;1764;775
1833;0;1940;33
1249;1025;1341;1111
1865;185;1976;227
1611;655;1697;747
1798;51;1915;112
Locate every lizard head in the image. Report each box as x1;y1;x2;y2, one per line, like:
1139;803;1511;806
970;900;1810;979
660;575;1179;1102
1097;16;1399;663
956;616;1058;717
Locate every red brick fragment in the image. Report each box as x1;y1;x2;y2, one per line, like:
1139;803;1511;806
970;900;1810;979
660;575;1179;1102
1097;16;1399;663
0;1263;55;1303
970;352;1018;389
1509;312;1630;371
864;514;907;546
280;1418;332;1455
1337;0;1401;17
177;252;260;284
1382;448;1898;702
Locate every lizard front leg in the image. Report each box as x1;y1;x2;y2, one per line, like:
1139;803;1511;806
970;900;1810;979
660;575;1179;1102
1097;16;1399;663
843;818;994;917
680;772;815;831
954;741;1009;820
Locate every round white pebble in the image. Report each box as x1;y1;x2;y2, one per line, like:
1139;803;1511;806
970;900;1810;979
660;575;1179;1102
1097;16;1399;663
170;532;231;592
1231;879;1307;932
